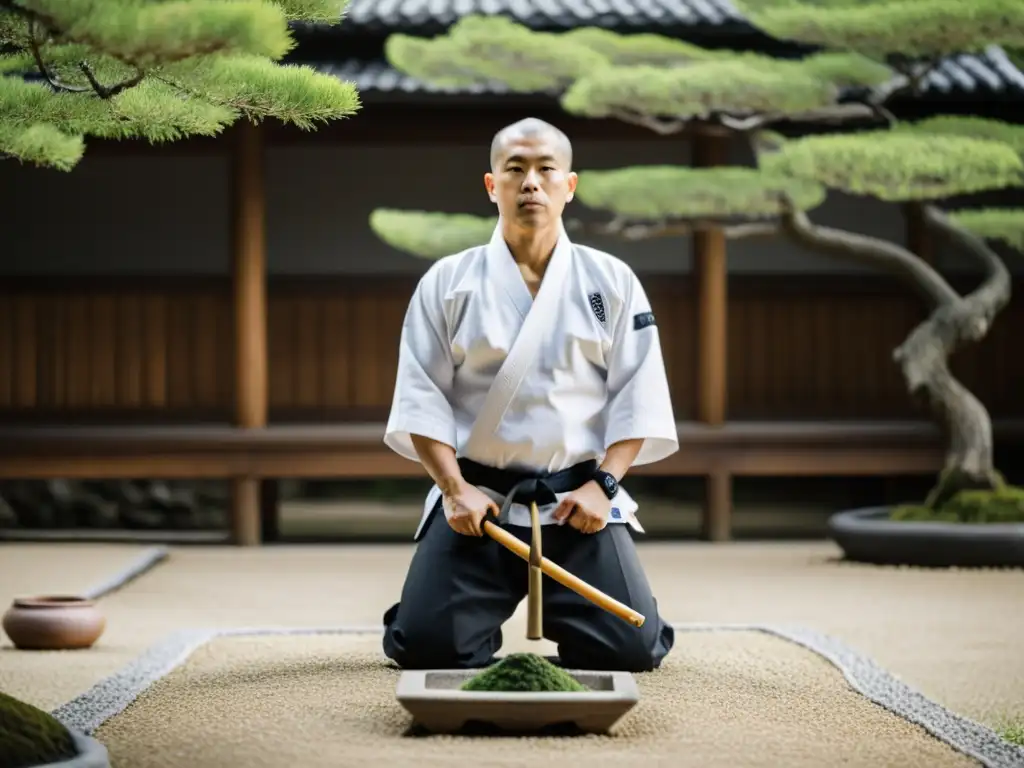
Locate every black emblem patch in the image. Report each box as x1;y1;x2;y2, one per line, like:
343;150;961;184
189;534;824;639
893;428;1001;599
633;311;656;331
588;292;607;325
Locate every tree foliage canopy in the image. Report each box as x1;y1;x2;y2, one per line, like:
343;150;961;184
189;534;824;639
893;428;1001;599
575;166;826;220
761;131;1024;201
560;53;890;122
370;209;498;261
0;0;360;170
386;15;892;123
733;0;1024;59
373;7;1024;260
899;116;1024;157
949;209;1024;252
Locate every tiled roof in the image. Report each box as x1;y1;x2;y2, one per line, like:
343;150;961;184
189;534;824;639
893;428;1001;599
294;1;1024;102
313;45;1024;100
314;59;509;96
336;0;746;32
916;46;1024;96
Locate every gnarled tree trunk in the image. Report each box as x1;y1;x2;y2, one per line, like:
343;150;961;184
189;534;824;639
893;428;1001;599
778;201;1011;507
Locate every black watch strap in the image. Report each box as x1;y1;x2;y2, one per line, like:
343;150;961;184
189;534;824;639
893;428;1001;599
593;469;618;500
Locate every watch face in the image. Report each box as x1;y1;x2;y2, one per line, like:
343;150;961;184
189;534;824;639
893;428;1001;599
602;474;617;496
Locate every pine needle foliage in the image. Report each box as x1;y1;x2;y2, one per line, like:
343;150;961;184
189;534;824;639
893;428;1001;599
373;10;1024;258
0;0;360;170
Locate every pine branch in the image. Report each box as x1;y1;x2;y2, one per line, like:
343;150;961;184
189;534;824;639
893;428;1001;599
27;19;88;93
609;109;686;135
923;205;1012;336
78;61;144;99
577;216;779;241
775;195;961;307
715;59;940;133
0;0;291;68
16;4;169;100
858;59;942;124
718;103;877;132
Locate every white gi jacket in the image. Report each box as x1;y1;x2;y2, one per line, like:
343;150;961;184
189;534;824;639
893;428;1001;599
384;219;679;540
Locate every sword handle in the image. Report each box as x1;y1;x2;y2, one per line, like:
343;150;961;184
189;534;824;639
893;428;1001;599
526;502;543;640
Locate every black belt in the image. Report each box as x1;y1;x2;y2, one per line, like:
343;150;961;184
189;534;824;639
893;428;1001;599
457;457;598;523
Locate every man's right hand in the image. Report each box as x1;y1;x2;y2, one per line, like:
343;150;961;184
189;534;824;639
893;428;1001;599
441;480;499;537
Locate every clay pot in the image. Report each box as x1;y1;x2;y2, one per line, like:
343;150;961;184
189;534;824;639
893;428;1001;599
2;596;106;650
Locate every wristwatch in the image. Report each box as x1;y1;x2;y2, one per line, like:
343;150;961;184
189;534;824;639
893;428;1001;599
592;469;619;500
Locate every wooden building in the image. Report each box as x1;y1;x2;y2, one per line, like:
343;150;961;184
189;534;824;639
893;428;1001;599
1;1;1023;544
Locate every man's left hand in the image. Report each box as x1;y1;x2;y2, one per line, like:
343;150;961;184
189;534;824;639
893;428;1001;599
553;480;610;534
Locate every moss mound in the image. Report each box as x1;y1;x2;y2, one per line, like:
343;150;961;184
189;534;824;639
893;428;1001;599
891;485;1024;524
0;691;77;768
460;653;588;693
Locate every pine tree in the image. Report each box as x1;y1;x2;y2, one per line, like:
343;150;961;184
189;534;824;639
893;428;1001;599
370;5;1024;514
0;0;360;171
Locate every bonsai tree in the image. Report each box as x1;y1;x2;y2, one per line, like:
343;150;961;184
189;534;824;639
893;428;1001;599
0;0;360;170
369;6;1024;523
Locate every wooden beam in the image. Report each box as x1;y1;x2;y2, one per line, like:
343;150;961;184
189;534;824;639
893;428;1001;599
5;419;1023;481
0;444;953;480
231;119;268;546
692;129;729;427
702;470;732;542
692;128;731;541
0;443;954;481
232;476;261;548
904;202;936;264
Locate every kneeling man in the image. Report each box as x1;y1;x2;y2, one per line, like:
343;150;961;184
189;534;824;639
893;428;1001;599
381;117;678;672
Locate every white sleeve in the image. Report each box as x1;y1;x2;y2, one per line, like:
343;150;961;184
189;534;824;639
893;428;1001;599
383;268;457;462
603;271;679;466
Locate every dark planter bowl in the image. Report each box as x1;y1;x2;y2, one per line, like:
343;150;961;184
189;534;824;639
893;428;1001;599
828;507;1024;568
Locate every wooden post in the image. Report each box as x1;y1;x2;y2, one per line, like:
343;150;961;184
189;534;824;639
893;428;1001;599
692;128;729;426
692;127;732;541
702;469;733;543
231;118;267;546
260;478;280;543
904;202;936;263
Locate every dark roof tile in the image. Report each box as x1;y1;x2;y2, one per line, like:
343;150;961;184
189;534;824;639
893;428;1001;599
920;46;1024;95
338;0;743;30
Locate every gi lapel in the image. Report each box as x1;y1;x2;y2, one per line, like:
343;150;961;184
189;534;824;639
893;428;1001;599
462;218;573;458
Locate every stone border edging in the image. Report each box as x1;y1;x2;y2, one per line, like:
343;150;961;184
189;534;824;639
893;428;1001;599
50;623;1024;768
685;623;1024;768
81;546;171;601
828;507;1024;568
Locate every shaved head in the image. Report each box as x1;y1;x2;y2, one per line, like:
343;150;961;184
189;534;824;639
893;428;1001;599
484;117;577;233
490;117;573;171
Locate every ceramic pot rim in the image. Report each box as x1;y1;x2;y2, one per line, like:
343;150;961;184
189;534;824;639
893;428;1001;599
11;595;96;609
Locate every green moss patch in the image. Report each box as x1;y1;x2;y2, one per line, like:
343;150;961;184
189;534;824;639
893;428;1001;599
1000;721;1024;746
460;653;588;693
0;691;77;768
891;485;1024;524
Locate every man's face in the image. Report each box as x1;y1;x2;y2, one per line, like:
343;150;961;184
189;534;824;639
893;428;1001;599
484;132;577;229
